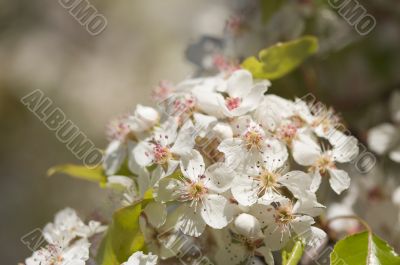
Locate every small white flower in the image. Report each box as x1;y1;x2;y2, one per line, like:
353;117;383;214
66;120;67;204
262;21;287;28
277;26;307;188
157;150;235;236
214;223;274;265
130;118;195;177
219;116;288;170
368;123;400;163
122;251;158;265
251;196;322;251
127;105;159;133
25;238;90;265
216;70;270;117
292;133;357;194
232;160;312;206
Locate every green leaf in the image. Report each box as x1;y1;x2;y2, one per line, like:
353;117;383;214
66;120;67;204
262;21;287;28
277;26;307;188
331;231;400;265
241;36;318;80
282;241;304;265
97;202;145;265
48;164;107;184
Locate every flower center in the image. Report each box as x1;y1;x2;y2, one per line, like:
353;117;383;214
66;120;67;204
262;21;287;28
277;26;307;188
188;181;207;200
106;116;132;142
259;170;278;188
225;97;241;110
314;154;335;174
244;130;263;150
277;123;298;143
275;205;294;226
153;144;172;164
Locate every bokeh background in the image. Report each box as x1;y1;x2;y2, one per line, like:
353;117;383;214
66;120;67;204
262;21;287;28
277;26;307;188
1;0;399;264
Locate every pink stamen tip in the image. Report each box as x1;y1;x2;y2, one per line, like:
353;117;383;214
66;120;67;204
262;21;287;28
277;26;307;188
226;97;241;111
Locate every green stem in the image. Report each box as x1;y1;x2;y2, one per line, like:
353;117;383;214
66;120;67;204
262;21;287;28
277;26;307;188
282;241;304;265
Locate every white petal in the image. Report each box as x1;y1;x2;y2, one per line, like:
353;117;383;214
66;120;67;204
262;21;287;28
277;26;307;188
226;69;253;98
310;171;322;193
176;203;206;237
393;187;400;205
106;175;134;190
180;150;205;181
62;238;90;263
144;202;167;228
294;193;325;217
211;122;233;140
103;140;126;175
170;120;195;156
332;135;359;163
255;95;294;131
204;162;235;193
389;145;400;162
263;224;290;251
239;82;269;112
132;141;153;168
248;203;274;228
156;178;181;202
262;138;289;169
122;251;158;265
256;246;274;265
367;123;397;155
292;215;314;236
128;105;159;132
279;171;313;198
328;168;350;194
201;194;234;229
292;133;321;166
233;213;264;239
218;138;246;169
191;89;224;118
231;175;259;206
192;112;218;138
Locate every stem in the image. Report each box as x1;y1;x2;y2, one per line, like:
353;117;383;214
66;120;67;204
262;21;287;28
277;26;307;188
282;241;304;265
327;215;372;233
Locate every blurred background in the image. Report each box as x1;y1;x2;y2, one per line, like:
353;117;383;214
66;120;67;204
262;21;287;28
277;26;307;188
0;0;399;264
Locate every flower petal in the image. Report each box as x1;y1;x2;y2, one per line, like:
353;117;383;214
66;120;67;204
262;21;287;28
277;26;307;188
103;140;126;175
292;133;321;166
204;162;235;193
328;168;350;194
176;203;206;237
143;201;167;228
201;194;234;229
279;170;313;198
180;150;205;181
231;174;259;206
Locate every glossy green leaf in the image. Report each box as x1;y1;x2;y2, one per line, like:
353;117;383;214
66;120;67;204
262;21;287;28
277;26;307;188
48;164;107;184
331;231;400;265
241;36;318;80
282;241;304;265
97;202;145;265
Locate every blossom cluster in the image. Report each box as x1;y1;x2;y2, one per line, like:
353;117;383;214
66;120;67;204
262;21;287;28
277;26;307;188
24;208;106;265
101;69;359;264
